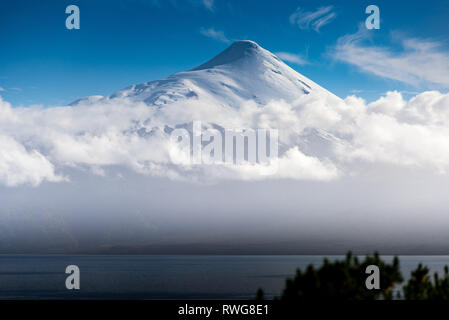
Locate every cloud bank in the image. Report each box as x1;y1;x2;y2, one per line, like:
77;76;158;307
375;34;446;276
2;88;449;187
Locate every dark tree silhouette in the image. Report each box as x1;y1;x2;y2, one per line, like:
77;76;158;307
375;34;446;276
279;252;402;300
257;252;449;300
403;264;449;300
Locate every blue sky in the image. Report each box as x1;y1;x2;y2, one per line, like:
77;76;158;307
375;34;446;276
1;0;449;106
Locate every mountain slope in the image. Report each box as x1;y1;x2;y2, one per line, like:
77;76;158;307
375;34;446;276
71;40;336;107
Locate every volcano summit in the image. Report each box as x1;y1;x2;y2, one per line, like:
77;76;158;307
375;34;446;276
71;40;336;108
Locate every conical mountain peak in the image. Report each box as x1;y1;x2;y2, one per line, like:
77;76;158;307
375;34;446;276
72;40;337;107
193;40;268;71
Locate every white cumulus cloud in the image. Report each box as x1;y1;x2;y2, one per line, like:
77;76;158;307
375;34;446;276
3;88;449;186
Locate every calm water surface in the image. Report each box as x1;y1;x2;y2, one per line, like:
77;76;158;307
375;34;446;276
0;255;447;299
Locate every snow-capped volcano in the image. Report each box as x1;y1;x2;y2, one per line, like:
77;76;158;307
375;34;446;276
72;40;335;107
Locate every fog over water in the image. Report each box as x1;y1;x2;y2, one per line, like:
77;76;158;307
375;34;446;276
2;42;449;254
2;164;449;254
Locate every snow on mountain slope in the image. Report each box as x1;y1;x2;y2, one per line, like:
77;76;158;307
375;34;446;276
3;41;449;187
61;40;344;182
72;40;336;107
69;95;104;106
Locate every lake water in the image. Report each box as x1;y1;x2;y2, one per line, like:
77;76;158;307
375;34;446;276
0;255;448;299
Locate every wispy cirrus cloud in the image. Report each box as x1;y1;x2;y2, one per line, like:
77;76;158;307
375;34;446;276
289;6;336;32
333;27;449;88
275;52;308;65
200;27;230;43
200;0;214;11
